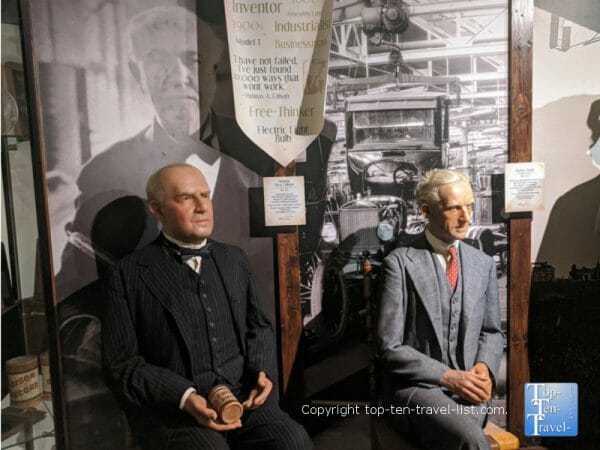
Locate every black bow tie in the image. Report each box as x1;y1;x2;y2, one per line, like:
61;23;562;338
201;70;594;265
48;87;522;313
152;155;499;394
178;244;212;261
162;236;212;262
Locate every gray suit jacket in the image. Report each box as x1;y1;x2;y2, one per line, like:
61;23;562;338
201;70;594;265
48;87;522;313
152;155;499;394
377;234;503;389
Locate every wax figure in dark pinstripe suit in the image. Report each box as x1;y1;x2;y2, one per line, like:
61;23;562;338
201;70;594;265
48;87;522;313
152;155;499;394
102;164;312;449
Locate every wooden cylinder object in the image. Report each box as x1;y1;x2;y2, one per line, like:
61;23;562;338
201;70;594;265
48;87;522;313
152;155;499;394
6;355;42;408
208;384;243;424
39;351;52;400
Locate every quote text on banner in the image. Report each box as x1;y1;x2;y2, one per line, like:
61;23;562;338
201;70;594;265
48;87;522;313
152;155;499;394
224;0;334;167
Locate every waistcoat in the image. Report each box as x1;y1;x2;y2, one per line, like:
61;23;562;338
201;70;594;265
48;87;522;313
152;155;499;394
175;255;245;395
430;250;464;370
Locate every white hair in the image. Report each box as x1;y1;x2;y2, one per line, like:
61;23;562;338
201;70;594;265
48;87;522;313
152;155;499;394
416;169;471;208
127;6;223;65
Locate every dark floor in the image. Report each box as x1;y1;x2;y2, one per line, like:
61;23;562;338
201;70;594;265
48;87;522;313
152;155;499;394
311;415;599;450
312;414;370;450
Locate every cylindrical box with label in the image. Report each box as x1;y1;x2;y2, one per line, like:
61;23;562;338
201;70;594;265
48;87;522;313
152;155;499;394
208;384;243;424
39;351;52;400
6;355;42;408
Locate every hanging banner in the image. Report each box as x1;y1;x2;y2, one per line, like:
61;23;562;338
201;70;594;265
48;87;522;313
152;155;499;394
224;0;334;167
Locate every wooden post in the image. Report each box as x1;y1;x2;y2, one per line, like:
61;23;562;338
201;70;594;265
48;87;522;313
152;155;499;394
508;0;533;443
275;162;302;392
18;0;69;447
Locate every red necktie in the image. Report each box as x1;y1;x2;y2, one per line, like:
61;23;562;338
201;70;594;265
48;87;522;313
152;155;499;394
446;246;458;291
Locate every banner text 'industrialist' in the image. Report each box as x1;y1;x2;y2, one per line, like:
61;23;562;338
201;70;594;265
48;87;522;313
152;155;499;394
224;0;334;167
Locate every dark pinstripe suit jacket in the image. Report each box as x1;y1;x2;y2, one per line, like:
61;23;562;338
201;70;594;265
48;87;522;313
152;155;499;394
101;236;275;422
56;119;275;314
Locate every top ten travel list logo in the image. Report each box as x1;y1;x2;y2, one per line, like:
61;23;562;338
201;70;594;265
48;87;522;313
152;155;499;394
525;383;578;437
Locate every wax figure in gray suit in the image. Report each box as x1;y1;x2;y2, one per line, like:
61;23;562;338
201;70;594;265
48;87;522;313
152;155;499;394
102;164;312;450
377;169;503;450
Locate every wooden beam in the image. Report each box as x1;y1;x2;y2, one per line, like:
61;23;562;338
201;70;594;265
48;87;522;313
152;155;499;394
508;0;533;443
275;162;301;392
18;0;69;447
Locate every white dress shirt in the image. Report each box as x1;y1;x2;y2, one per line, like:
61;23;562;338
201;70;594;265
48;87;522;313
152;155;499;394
162;232;207;274
425;228;459;272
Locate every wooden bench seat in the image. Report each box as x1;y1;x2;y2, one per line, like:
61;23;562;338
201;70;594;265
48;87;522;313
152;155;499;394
372;417;519;450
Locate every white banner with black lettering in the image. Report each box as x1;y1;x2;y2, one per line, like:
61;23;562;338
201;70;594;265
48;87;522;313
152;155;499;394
224;0;333;166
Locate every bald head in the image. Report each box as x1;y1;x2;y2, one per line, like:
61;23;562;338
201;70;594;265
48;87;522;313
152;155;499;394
146;163;194;202
147;164;214;243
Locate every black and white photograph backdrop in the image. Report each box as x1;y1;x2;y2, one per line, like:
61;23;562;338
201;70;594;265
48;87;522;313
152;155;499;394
298;0;510;427
27;1;288;447
27;0;512;447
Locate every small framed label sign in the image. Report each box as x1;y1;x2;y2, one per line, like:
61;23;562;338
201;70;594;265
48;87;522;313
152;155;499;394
263;176;306;226
505;162;545;212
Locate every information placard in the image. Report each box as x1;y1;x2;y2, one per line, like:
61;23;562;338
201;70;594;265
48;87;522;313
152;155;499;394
505;162;545;212
264;176;306;226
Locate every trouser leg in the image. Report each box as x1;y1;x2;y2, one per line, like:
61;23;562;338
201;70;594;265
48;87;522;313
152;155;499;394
230;402;313;450
389;386;489;450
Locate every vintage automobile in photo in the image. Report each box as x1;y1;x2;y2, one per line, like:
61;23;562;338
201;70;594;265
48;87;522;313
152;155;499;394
303;89;450;343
